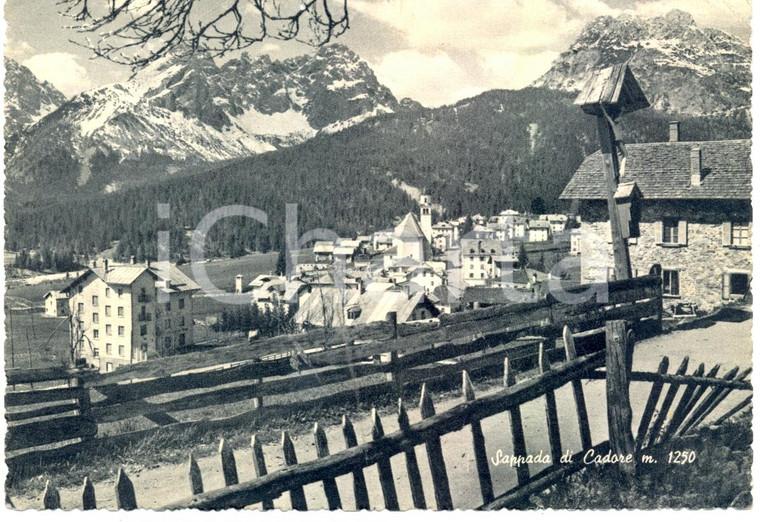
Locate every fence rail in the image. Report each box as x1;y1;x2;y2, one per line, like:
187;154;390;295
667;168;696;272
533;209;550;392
21;320;753;511
6;276;662;465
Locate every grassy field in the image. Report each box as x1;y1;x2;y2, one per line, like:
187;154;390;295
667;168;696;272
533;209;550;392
4;310;71;370
178;252;278;292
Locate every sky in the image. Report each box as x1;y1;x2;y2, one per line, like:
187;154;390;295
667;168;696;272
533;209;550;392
2;0;753;107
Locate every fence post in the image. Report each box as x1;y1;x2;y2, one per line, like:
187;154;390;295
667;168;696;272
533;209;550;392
219;438;239;487
420;383;453;510
370;409;400;510
81;476;96;510
73;375;97;441
188;452;204;496
397;400;427;509
42;480;60;510
385;312;401;396
313;423;342;510
604;320;636;476
281;431;308;511
251;435;275;510
115;468;137;510
341;415;371;510
462;371;494;505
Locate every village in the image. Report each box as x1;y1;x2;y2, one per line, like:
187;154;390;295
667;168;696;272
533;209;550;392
35;114;751;375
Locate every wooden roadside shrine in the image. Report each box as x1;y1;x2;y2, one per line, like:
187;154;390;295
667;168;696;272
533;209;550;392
575;63;650;280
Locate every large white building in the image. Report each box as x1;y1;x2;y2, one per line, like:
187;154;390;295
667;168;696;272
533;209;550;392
63;259;200;372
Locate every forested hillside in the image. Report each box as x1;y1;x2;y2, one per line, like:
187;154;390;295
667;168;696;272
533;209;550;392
5;87;750;262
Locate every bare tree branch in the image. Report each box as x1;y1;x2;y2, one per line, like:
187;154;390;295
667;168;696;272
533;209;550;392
55;0;350;67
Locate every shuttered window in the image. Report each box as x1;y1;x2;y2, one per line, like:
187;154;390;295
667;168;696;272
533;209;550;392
723;222;750;247
723;272;750;299
656;219;687;246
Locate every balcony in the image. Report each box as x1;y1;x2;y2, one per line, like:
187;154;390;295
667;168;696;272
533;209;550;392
137;293;151;303
138;313;152;322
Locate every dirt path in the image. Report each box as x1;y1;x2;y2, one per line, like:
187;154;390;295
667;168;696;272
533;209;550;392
10;315;752;510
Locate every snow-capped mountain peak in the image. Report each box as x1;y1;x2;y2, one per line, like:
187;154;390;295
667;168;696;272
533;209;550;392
533;9;750;115
5;44;403;197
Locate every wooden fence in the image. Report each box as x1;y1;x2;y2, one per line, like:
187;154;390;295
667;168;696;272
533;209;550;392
31;321;752;510
6;276;662;468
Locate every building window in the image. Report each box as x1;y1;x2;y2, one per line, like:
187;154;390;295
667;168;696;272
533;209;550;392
106;343;112;354
78;285;83;294
117;306;124;317
106;362;113;372
106;324;112;335
179;298;185;310
117;288;123;297
165;337;172;350
727;222;750;248
78;303;84;314
165;319;171;328
93;329;99;339
92;295;98;306
723;272;750;299
118;325;125;337
662;269;680;297
140;324;147;336
179;333;186;346
179;316;185;327
105;288;111;298
105;305;111;317
141;343;148;352
662;219;679;244
92;312;99;324
118;344;125;356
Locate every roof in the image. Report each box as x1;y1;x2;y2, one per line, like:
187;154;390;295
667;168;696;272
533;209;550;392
333;246;357;256
313;241;335;253
394;213;425;239
432;284;459;305
462;287;517;305
461;238;502;255
60;262;200;294
392;256;419;269
151;265;201;293
560;140;751;200
528;220;551;229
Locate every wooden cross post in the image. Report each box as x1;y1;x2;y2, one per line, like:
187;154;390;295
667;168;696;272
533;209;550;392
575;64;650;281
596;116;632;280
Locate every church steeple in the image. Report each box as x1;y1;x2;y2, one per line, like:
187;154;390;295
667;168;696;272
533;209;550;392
419;194;432;242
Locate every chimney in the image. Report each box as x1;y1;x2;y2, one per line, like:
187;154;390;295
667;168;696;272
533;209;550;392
130;255;136;265
690;147;702;186
669;121;681;142
91;259;97;268
104;259;109;272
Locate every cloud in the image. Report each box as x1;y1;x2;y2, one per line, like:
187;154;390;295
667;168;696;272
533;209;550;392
371;49;484;107
352;0;619;102
5;38;36;61
22;53;93;97
480;50;562;90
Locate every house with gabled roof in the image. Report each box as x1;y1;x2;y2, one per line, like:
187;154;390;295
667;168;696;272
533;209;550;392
61;258;200;372
560;122;751;312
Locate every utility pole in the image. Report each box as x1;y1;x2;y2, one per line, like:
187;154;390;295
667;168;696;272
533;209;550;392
575;64;649;281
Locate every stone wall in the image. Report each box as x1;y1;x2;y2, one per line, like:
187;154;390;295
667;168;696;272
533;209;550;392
578;200;752;312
